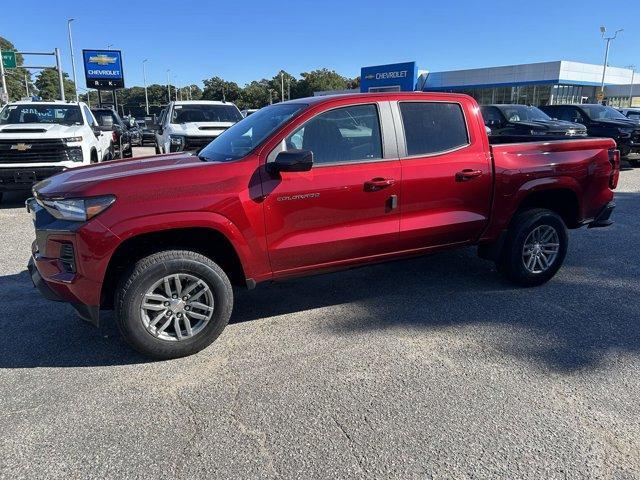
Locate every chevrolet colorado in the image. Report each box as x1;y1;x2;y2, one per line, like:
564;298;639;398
27;92;619;359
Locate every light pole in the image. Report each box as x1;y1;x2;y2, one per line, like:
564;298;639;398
67;19;79;102
107;44;113;50
166;69;171;103
280;72;284;102
599;26;623;100
142;59;149;114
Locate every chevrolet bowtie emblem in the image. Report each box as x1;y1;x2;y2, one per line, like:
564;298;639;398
89;54;117;65
11;143;32;151
365;74;375;80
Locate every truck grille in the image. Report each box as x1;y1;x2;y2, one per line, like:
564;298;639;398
183;136;217;151
0;139;82;163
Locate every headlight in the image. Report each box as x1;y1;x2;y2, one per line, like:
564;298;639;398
62;136;83;143
170;135;185;145
530;130;546;136
39;195;116;222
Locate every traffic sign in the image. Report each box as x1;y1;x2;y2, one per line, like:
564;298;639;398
2;51;17;69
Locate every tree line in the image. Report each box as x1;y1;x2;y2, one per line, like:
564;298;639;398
1;36;360;117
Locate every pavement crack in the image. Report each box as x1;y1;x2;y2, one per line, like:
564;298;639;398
172;390;203;479
332;416;366;475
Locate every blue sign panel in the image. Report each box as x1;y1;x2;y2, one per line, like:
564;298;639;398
360;62;418;93
82;49;125;89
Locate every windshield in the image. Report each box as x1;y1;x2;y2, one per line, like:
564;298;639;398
170;104;243;124
199;103;307;162
0;104;83;126
497;105;551;122
581;105;629;121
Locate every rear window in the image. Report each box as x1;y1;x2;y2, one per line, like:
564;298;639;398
399;102;469;156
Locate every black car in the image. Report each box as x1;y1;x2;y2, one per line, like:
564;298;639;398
541;104;640;158
91;107;133;158
480;104;587;143
137;118;157;146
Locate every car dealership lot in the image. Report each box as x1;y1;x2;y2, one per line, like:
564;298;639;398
0;154;639;479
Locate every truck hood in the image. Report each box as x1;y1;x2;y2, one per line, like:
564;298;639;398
167;121;235;136
595;119;637;129
34;153;203;197
0;123;83;139
515;119;585;132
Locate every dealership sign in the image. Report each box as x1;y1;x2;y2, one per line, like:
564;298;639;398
82;49;125;89
360;61;418;93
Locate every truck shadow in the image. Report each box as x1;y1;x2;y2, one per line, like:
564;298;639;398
0;191;31;209
0;192;637;372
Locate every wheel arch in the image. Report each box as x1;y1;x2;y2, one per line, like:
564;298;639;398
514;181;582;229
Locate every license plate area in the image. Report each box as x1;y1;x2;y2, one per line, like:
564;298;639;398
14;171;36;183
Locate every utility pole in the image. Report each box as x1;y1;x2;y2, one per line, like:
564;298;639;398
142;59;149;114
287;78;291;100
166;69;171;103
599;26;623;101
627;65;636;107
54;47;65;101
280;72;284;102
0;45;8;105
24;73;29;96
67;19;79;102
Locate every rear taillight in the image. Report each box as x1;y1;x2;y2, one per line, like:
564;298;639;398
608;149;620;189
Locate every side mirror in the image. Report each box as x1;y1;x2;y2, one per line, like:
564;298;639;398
266;149;313;174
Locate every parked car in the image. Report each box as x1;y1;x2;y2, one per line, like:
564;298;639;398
480;104;587;143
541;104;640;158
241;109;258;117
0;100;111;203
91;107;133;159
27;92;619;359
137;117;157;146
128;121;142;146
154;100;243;154
618;108;640;124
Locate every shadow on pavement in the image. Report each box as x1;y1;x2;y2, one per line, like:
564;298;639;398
0;193;637;372
0;191;31;209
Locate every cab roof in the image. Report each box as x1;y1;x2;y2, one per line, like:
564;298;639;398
282;91;472;107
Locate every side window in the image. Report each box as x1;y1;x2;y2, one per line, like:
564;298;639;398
83;106;95;127
481;106;503;125
284;104;382;165
399;102;469;156
554;107;573;122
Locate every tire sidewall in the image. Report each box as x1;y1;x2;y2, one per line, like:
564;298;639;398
117;256;232;359
503;210;568;286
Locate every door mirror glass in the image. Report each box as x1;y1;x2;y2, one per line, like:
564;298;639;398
267;149;313;174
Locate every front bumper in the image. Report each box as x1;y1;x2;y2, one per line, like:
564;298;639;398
0;166;65;191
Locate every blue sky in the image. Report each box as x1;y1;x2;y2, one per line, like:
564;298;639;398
2;0;639;90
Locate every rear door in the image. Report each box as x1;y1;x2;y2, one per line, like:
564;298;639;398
392;99;493;250
262;101;401;273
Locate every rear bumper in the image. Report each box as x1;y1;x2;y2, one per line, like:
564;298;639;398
588;201;615;228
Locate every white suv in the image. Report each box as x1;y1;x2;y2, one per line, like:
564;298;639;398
0;101;112;201
154;100;243;154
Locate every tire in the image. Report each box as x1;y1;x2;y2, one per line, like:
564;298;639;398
90;150;98;164
497;208;568;287
155;141;161;155
0;192;4;204
629;158;640;168
115;250;233;359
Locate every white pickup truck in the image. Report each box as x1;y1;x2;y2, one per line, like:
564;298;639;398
154;100;243;154
0;100;112;202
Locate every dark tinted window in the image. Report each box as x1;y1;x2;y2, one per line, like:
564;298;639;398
400;102;468;156
480;106;503;125
285;104;382;164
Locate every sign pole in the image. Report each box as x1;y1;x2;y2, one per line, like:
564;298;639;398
54;48;65;102
0;46;8;105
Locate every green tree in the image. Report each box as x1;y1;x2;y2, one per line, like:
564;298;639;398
237;79;271;109
34;68;75;101
295;68;352;98
0;36;34;101
201;76;240;102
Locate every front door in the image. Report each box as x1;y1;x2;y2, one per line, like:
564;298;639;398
262;103;401;274
394;100;493;249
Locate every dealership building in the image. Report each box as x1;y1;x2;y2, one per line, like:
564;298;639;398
352;60;639;107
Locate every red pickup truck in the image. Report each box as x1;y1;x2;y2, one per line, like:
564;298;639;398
27;92;619;359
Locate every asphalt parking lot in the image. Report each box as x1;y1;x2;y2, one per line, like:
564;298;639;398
1;151;639;479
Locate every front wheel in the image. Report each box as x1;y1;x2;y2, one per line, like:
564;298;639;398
115;250;233;359
497;208;568;287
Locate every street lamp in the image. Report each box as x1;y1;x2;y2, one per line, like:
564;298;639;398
107;44;113;50
599;26;623;100
166;69;171;103
142;59;149;114
67;19;79;102
626;65;636;108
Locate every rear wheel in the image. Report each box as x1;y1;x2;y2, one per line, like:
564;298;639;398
497;208;568;287
154;141;162;155
629;158;640;167
90;150;98;164
115;250;233;359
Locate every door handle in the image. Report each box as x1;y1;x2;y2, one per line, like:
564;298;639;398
455;169;483;182
364;177;395;191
